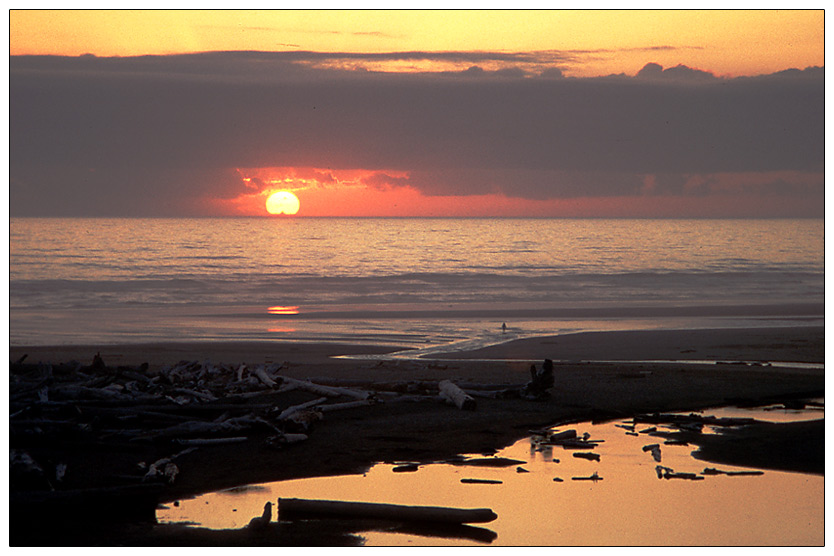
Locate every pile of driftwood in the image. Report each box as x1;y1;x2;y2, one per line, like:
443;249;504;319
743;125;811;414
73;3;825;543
10;353;533;496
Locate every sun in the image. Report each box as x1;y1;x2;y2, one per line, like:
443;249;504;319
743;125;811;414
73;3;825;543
265;191;300;215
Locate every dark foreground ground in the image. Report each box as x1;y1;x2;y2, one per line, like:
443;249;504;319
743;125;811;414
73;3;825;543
9;326;824;546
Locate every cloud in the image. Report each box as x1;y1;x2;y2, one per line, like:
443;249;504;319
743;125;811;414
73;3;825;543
9;52;824;215
636;62;718;81
293;168;337;184
361;172;412;191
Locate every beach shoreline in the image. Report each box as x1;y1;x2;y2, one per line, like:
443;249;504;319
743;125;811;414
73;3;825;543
9;325;824;545
8;324;825;368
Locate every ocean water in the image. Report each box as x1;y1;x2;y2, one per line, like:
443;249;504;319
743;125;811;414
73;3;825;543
9;218;824;349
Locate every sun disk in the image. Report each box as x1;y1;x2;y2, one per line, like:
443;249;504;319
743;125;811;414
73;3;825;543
266;191;300;215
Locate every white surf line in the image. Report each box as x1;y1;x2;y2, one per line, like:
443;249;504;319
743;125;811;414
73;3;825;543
333;331;536;361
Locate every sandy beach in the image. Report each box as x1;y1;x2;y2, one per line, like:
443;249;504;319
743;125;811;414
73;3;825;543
9;325;824;545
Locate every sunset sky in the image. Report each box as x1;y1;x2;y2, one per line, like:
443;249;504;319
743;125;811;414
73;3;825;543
9;9;825;217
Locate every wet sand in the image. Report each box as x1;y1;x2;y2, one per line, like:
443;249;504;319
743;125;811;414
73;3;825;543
9;325;824;546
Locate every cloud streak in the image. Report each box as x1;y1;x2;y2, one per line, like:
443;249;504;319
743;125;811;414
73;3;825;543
9;52;824;216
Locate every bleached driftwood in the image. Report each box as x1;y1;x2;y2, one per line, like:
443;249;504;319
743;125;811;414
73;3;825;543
278;498;497;524
284;409;323;431
253;366;278;388
276;397;328;421
266;432;308;446
276;376;370;400
170;387;217;402
439;380;476;410
235;364;247;382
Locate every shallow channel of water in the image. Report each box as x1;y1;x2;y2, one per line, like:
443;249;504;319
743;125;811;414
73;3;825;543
157;403;823;546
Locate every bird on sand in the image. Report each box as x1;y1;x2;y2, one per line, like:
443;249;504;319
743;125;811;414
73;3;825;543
247;501;272;530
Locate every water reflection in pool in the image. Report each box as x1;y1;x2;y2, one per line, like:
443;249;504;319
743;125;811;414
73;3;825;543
157;403;823;546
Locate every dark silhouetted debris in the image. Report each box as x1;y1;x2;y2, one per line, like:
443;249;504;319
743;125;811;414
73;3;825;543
572;472;602;482
279;497;498;524
247;501;273;530
521;359;554;400
392;463;420;473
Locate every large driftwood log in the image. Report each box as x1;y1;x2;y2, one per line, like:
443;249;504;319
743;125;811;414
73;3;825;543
276;397;328;420
278;498;497;524
439;380;476;410
276;376;369;399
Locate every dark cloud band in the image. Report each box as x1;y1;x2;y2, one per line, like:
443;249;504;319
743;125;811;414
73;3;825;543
10;53;823;216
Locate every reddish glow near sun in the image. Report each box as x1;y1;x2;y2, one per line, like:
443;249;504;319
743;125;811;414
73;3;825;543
266;191;300;215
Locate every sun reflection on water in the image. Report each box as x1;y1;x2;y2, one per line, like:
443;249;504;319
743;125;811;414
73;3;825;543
267;305;300;315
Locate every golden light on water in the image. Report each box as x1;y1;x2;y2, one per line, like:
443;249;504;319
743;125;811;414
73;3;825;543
158;407;824;546
267;305;299;315
265;191;300;215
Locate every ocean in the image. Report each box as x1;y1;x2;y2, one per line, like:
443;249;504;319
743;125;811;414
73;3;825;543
9;218;824;350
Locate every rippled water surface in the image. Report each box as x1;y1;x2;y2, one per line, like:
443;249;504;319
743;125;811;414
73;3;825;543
10;218;824;345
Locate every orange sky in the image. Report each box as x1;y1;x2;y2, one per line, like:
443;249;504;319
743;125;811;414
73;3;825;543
206;167;823;219
10;10;824;78
9;10;825;218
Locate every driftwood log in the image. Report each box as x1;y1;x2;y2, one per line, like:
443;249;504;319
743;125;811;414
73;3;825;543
276;397;328;421
438;380;476;410
460;478;503;485
278;498;497;523
252;366;278;388
275;376;369;399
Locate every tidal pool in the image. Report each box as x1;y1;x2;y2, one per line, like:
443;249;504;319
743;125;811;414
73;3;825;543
157;403;823;546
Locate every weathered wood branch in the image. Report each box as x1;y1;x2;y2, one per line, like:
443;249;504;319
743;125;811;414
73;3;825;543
276;376;369;399
276;397;329;421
